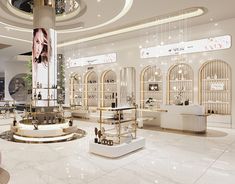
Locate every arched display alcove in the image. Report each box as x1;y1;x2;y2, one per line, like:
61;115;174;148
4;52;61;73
69;73;83;106
167;63;194;105
84;71;98;107
100;70;117;107
140;66;162;109
199;60;232;115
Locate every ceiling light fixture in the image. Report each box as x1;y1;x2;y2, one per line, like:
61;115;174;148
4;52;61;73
58;7;205;47
0;34;31;43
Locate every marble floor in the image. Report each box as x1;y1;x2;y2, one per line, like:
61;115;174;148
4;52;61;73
0;119;235;184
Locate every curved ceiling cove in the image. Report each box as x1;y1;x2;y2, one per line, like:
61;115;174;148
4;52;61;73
0;0;131;32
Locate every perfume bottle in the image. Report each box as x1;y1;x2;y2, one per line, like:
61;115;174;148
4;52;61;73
115;93;118;107
43;117;47;124
13;118;17;126
48;117;51;124
32;116;35;124
38;92;42;100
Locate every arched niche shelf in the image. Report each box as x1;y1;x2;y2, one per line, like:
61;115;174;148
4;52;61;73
84;71;98;107
199;60;232;115
69;73;83;106
100;70;117;107
167;63;194;105
140;66;162;109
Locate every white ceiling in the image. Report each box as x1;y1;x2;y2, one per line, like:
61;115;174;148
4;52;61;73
0;0;235;64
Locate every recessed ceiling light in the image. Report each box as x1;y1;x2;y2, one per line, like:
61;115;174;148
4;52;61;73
97;14;101;17
97;0;101;2
214;23;218;26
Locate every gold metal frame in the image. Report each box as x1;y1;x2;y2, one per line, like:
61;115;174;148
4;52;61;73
199;60;232;115
84;71;98;107
167;63;194;104
140;66;163;109
69;73;83;106
100;70;117;107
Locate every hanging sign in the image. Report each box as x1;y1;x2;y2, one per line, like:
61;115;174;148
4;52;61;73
140;35;231;59
70;53;116;67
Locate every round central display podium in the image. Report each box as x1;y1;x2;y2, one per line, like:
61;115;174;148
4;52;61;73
12;121;77;143
8;107;86;143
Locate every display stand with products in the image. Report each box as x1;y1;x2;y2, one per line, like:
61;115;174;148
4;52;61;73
84;71;98;107
10;105;84;143
100;70;117;107
199;60;231;115
69;74;83;106
140;66;162;109
199;60;232;127
167;63;193;105
32;84;57;107
89;106;145;158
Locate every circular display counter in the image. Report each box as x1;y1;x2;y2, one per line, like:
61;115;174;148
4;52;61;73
0;120;86;144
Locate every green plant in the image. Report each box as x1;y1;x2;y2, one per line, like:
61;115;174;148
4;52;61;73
24;59;32;88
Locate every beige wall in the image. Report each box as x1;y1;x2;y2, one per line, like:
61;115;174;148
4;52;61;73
63;18;235;128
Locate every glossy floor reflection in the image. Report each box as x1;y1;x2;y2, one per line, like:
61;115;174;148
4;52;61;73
0;120;235;184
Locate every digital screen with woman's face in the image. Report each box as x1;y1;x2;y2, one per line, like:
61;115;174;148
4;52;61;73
33;28;48;63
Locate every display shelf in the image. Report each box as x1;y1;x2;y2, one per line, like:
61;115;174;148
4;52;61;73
69;74;83;106
169;80;193;82
100;70;117;107
199;60;231;115
99;118;136;125
203;101;229;104
142;81;162;83
33;88;58;89
167;63;194;105
89;105;144;158
202;78;229;81
98;106;137;144
84;71;98;107
140;66;163;109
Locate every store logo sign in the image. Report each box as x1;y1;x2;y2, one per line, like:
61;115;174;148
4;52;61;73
140;35;231;59
70;53;117;67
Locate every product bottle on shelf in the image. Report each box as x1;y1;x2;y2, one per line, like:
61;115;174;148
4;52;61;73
43;117;47;124
48;117;51;124
115;93;118;107
38;92;42;100
37;82;40;88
